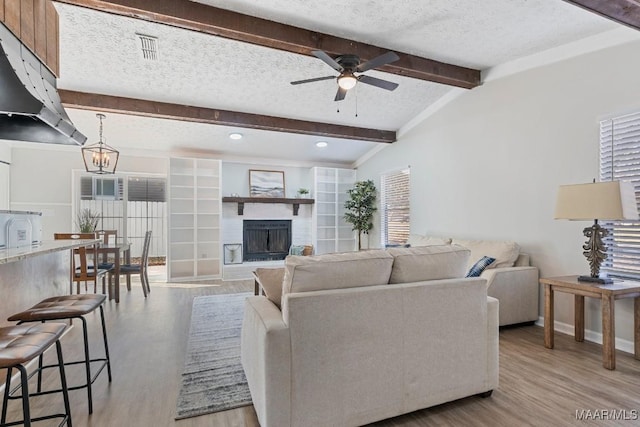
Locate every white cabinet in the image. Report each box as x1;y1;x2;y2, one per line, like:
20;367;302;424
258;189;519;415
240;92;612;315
168;157;221;280
311;167;356;255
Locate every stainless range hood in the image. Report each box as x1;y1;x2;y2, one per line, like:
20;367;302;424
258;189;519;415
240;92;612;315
0;23;86;146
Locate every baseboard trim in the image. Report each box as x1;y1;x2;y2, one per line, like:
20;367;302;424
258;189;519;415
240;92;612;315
535;316;634;354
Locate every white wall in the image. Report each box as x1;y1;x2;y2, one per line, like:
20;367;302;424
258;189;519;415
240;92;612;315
221;161;312;198
10;145;167;239
357;39;640;344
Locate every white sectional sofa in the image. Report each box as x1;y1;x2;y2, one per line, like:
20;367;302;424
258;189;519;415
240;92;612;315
408;235;540;326
241;245;499;427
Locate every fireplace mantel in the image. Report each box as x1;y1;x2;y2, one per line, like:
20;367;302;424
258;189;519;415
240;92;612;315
222;197;314;216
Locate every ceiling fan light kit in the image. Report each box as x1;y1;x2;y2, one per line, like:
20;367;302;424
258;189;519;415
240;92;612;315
291;50;400;101
337;73;357;90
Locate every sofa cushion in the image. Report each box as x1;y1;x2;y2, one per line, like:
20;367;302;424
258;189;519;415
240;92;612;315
406;234;452;247
386;245;470;284
254;267;286;308
466;256;496;277
452;239;520;270
282;249;394;296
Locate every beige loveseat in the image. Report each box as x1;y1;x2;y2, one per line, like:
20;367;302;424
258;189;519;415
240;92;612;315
408;235;539;326
241;245;499;427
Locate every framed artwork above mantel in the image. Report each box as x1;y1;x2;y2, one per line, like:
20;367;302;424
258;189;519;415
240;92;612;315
249;169;285;198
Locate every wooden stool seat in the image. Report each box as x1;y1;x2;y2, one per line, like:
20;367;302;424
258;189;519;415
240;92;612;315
8;294;111;415
0;323;71;426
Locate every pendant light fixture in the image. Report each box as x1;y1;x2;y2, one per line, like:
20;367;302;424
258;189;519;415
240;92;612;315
81;113;119;174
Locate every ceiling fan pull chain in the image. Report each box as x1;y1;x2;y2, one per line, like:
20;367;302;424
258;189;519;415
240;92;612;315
355;86;358;118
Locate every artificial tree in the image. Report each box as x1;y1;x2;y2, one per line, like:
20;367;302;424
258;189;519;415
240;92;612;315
344;179;377;250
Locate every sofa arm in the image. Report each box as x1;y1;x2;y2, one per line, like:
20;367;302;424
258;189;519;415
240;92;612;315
481;266;539;326
241;296;291;427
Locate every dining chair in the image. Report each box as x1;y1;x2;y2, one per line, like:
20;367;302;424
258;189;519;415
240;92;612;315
96;229;117;245
53;233;111;294
117;230;152;297
96;229;118;269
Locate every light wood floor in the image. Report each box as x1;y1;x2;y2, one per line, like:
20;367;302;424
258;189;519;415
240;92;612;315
4;277;640;427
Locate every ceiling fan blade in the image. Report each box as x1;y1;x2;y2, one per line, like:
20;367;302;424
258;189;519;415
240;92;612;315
358;75;399;91
290;75;335;85
334;86;347;101
312;50;343;72
356;51;400;73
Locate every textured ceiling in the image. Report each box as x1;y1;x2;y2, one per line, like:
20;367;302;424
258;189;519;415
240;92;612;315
53;0;618;165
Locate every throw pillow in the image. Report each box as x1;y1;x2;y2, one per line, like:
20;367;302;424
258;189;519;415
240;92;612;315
466;256;496;278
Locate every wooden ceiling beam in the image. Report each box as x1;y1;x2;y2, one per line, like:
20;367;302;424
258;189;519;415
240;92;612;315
561;0;640;31
59;90;396;143
54;0;481;89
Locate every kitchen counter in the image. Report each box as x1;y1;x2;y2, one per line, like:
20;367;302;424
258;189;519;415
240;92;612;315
0;239;98;265
0;238;99;327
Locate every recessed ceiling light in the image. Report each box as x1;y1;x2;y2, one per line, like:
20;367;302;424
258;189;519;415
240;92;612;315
316;141;328;148
229;132;243;140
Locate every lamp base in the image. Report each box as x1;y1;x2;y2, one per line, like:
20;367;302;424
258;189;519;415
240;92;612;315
578;275;613;285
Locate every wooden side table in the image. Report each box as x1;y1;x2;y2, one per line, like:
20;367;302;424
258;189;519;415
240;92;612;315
541;275;640;370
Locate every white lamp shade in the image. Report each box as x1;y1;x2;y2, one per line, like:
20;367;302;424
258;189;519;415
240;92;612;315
555;181;639;220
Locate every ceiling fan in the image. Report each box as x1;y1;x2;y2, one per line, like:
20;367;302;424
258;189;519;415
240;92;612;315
291;50;400;101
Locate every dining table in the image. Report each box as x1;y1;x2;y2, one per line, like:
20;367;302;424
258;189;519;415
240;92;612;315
98;242;131;303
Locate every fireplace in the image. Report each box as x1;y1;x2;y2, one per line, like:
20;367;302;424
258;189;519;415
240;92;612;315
243;220;292;261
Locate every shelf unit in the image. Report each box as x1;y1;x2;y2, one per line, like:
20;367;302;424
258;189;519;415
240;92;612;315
168;157;221;280
311;167;357;255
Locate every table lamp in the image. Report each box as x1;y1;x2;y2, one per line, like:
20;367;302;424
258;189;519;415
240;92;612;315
555;180;639;284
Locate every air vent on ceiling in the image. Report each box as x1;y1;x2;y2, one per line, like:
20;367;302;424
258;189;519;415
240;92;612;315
136;34;158;60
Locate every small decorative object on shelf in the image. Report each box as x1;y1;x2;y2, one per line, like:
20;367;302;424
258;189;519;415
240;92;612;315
297;188;310;198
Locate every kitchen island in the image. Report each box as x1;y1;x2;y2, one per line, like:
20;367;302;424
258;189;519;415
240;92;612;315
0;239;98;327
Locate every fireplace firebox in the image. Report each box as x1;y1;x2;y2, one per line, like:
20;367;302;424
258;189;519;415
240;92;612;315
243;220;292;261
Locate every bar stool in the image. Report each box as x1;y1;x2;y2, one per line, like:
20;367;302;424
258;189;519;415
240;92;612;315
8;294;112;414
0;323;72;427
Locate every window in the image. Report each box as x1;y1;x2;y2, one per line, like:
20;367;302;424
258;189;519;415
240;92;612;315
80;176;123;200
380;168;410;247
599;113;640;279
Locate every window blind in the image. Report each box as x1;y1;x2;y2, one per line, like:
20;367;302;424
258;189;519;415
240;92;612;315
380;168;410;246
599;112;640;279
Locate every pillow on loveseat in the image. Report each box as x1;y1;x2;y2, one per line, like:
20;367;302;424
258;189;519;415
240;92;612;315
282;249;394;298
386;244;470;284
452;239;520;270
406;234;452;246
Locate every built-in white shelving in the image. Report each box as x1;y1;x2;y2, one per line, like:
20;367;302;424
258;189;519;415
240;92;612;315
168;157;221;280
311;167;356;255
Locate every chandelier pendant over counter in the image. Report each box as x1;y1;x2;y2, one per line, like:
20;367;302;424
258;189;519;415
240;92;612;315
81;113;119;174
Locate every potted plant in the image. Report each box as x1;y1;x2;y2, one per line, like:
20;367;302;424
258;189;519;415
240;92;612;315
297;188;310;198
344;180;377;250
76;208;100;233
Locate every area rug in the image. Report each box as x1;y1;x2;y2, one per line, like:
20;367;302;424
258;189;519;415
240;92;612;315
175;292;253;419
